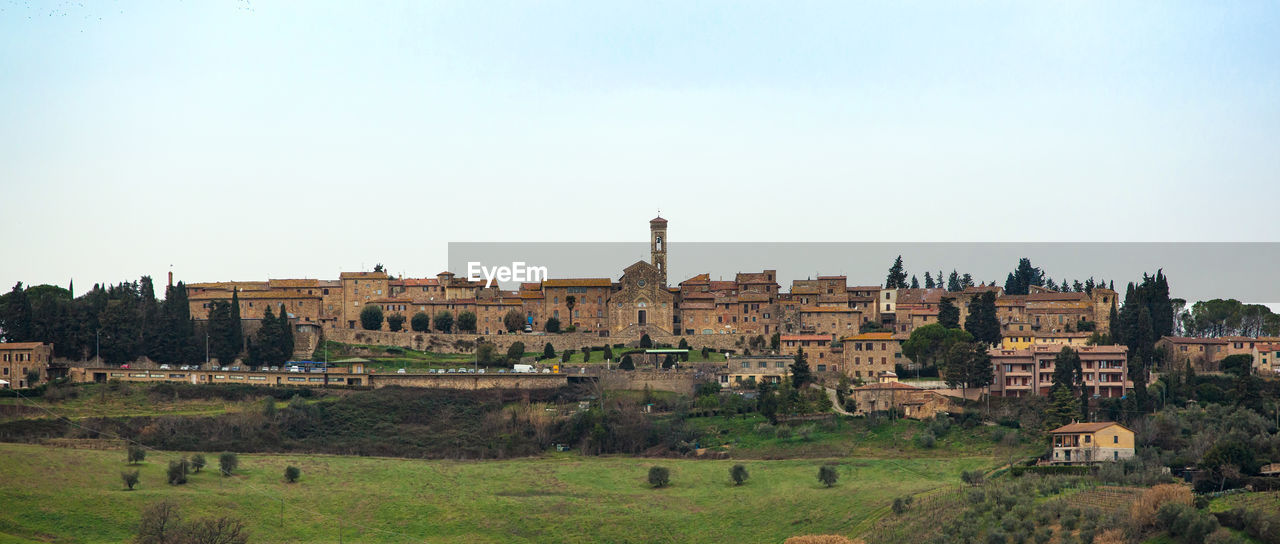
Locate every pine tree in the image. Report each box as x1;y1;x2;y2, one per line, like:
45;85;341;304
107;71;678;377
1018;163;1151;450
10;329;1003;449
963;292;1001;346
960;273;974;289
789;347;812;389
1047;347;1083;426
1;282;33;341
910;275;920;289
947;270;962;292
229;289;242;360
885;256;908;289
938;297;960;329
925;271;934;289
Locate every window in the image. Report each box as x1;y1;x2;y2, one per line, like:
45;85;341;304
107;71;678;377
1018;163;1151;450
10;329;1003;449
1112;435;1118;444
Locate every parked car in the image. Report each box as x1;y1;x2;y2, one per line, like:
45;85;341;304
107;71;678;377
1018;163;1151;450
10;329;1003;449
230;366;241;371
397;368;406;374
478;369;485;374
269;366;278;371
159;364;170;370
120;364;130;369
288;366;301;373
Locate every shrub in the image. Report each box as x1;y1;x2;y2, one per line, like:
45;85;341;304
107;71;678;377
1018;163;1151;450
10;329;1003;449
284;466;300;483
1129;483;1192;529
167;459;189;485
731;464;749;486
818;465;839;488
892;496;913;515
775;425;792;440
648;466;670;488
190;454;206;473
410;312;430;332
796;424;817;442
127;445;146;465
914;431;937;449
121;469;140;490
359;304;383;331
961;470;985;486
219;452;238;476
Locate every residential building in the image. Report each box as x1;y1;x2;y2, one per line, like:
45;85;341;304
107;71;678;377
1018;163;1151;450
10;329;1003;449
840;332;902;381
990;345;1130;398
848;372;958;419
0;342;53;389
1048;422;1135;464
719;355;791;389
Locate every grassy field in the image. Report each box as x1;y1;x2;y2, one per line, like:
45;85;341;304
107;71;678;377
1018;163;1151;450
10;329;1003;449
0;442;993;544
0;387;238;421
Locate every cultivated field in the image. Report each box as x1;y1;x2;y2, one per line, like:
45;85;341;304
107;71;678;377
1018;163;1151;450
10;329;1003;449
0;443;992;544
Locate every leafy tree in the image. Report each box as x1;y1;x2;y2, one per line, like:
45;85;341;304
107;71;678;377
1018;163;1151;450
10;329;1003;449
943;340;993;393
219;453;238;476
410;312;430;332
167;459;189;485
648;466;670;488
542;342;555;360
561;349;571;363
885;256;908;289
902;324;974;375
434;311;454;333
136;501;247;544
619;354;635;370
543;317;560;333
503;309;524;332
818;465;839;487
386;313;406;332
360;304;384;331
284;466;301;483
1220;354;1253;377
731;464;749;486
122;470;140;490
938;297;960;329
475;341;499;365
506;341;525;365
790;347;812;389
963;291;1001;346
190;454;205;473
770;332;781;351
961;470;985;486
127;445;147;465
639;333;653;348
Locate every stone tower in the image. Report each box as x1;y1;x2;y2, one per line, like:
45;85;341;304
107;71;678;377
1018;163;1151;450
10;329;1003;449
650;215;668;286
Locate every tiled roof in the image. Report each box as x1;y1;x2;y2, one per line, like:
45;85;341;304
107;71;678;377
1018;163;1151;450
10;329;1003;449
1027;292;1089;302
738;293;772;302
396;278;440;287
268;279;320;288
842;332;894;341
650;216;668;225
709;281;737;292
0;342;47;350
679;302;715;310
1159;336;1227;345
1049;422;1129;434
781;334;832;342
896;288;946;305
339;272;389;279
801;307;856;313
190;290;318;301
680;273;711;285
543;278;613;288
816;275;847;281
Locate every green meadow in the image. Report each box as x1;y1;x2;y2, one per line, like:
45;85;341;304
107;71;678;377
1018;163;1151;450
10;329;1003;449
0;443;992;544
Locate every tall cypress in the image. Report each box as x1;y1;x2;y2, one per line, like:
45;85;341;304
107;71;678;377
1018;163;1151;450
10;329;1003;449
229;288;243;361
278;304;294;363
885;256;908;289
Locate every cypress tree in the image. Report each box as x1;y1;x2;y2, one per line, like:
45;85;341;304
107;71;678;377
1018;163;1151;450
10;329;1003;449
947;270;962;292
229;289;243;360
964;292;1001;346
910;275;920;289
278;304;294;363
924;272;935;289
938;297;960;329
789;347;812;389
885;256;908;289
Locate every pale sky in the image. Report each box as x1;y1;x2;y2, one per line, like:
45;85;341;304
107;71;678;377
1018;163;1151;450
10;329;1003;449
2;1;1278;292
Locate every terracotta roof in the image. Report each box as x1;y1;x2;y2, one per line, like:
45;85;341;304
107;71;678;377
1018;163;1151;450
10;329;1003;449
543;278;613;288
843;332;895;341
816;275;847;281
738;293;772;302
680;302;715;310
896;288;946;305
911;309;940;315
682;292;715;300
790;286;820;295
340;271;388;279
1159;336;1228;345
801;307;856;313
1049;422;1130;434
680;273;711;285
267;279;320;288
1027;292;1089;302
650;216;668;225
709;281;737;292
0;342;48;350
848;285;880;291
518;291;544;300
781;334;833;342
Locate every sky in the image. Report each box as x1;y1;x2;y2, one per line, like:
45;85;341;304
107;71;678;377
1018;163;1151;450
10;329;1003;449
1;1;1278;294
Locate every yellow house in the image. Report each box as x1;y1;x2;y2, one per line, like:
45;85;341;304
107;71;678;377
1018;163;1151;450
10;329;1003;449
1048;422;1135;465
1001;321;1034;350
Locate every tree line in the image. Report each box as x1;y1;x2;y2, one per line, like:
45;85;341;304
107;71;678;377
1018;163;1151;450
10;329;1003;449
0;279;201;365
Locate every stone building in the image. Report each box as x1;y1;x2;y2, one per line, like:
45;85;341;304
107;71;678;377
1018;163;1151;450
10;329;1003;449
608;260;675;336
542;278;612;332
339;271;389;329
0;342;53;389
841;331;903;381
848;373;958;419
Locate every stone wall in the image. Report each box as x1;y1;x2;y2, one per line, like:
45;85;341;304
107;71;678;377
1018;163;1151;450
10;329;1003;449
369;373;568;390
323;328;757;355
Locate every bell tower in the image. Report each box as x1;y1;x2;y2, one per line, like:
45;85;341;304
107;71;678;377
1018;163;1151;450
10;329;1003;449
649;215;668;286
